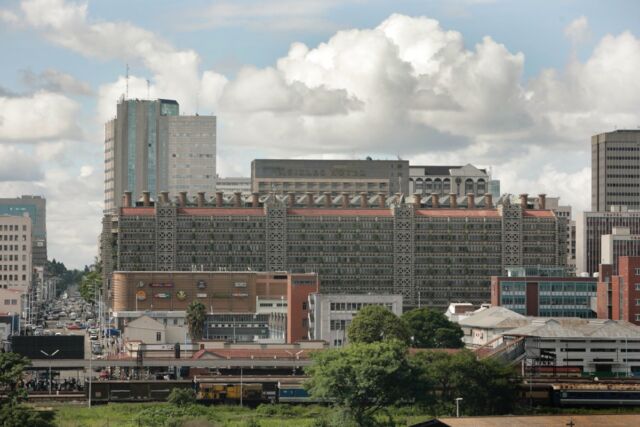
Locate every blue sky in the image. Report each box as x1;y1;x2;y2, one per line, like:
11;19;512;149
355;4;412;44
0;0;639;268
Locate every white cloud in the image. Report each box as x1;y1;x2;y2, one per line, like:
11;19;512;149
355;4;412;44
0;145;44;181
20;68;93;95
0;9;19;24
565;16;590;46
0;91;80;141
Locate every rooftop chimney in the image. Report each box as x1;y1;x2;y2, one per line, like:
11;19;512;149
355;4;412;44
307;192;314;208
484;193;493;209
519;193;528;209
142;191;150;207
197;192;205;207
179;191;188;207
431;193;440;208
378;193;387;208
252;193;260;208
288;192;296;208
216;191;223;207
234;192;242;208
467;193;475;209
124;191;132;208
324;192;332;208
449;193;457;208
342;193;350;208
538;193;546;210
361;192;369;208
161;191;169;205
413;193;422;209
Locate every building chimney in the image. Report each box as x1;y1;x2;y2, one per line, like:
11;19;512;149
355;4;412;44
413;193;422;209
361;192;368;208
197;192;205;207
306;192;314;208
179;191;188;207
342;193;350;208
142;191;150;207
538;193;546;210
216;191;224;207
431;193;440;208
324;192;332;208
124;191;132;208
252;193;260;208
287;192;296;208
520;193;528;209
161;191;169;205
378;193;386;208
467;193;475;209
234;192;242;208
484;193;493;208
449;193;457;208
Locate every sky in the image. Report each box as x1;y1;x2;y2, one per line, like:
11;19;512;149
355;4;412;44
0;0;639;269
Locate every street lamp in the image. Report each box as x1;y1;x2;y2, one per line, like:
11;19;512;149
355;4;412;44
40;349;59;395
455;397;463;418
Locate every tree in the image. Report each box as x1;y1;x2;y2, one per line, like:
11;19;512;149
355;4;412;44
401;308;464;348
0;352;30;404
167;387;196;406
347;305;410;345
186;301;206;342
79;270;102;304
306;340;413;426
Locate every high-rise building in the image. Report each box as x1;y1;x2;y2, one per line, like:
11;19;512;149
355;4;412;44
591;130;640;212
0;214;32;293
102;191;566;310
597;256;640;325
104;98;216;214
600;227;640;275
251;159;409;196
0;196;46;268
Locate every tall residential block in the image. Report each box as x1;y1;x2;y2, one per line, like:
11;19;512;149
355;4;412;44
102;192;566;310
0;196;46;268
0;214;32;293
592;130;640;212
104;98;216;214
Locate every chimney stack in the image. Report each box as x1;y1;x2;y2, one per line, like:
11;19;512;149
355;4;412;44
234;192;242;208
161;191;169;205
196;192;205;207
306;192;314;208
324;192;332;208
538;193;547;210
216;191;224;207
413;193;422;209
484;193;493;209
449;193;457;208
520;193;528;209
467;193;475;209
124;191;132;208
342;193;350;208
378;193;386;208
179;191;188;207
252;192;260;208
361;192;368;208
431;193;440;208
142;191;150;207
288;192;296;208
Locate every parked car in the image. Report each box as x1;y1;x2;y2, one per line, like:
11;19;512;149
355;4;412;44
66;324;81;330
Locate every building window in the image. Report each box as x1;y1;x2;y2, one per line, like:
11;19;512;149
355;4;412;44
302;301;308;310
156;332;162;342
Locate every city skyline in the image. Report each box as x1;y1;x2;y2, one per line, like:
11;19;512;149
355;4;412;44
1;0;639;268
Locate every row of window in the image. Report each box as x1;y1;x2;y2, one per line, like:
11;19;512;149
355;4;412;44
3;299;18;305
0;235;28;241
0;265;27;271
0;225;27;231
0;274;27;281
0;245;27;252
329;302;394;312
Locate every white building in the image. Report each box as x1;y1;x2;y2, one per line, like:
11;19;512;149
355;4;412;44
408;164;493;197
216;176;251;195
456;306;529;348
308;293;403;347
0;214;32;294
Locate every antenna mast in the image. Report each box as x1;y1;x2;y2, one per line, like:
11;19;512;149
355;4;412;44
146;79;150;99
125;64;129;99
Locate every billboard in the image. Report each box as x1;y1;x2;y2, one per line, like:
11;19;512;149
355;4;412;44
10;335;85;359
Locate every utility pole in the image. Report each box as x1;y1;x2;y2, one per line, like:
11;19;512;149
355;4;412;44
40;349;59;394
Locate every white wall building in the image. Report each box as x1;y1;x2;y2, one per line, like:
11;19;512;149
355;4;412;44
308;293;403;347
0;214;32;294
216;176;251;195
456;306;529;348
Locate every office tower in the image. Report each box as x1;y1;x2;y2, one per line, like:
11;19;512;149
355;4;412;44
251;159;409;196
0;196;46;269
600;227;640;274
102;192;566;310
104;98;216;214
0;214;32;292
408;164;496;198
591;130;640;212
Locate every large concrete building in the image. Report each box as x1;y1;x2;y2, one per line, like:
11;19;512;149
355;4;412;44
0;214;32;293
597;256;640;325
0;196;46;268
601;227;640;275
408;164;495;199
102;191;567;310
576;207;640;275
592;130;640;212
251;159;409;196
104;98;216;214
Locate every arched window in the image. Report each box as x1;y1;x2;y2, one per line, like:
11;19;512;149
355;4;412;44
434;178;443;194
464;178;474;195
415;178;423;193
477;179;486;195
443;178;451;194
425;179;433;193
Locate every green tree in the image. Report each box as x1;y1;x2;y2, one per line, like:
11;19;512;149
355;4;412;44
401;308;464;348
186;301;206;341
79;269;102;304
0;352;30;404
0;404;55;427
306;340;413;426
167;387;197;406
347;305;410;345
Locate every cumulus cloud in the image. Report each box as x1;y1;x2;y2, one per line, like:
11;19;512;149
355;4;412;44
0;145;44;181
20;68;93;95
0;91;80;141
565;16;590;46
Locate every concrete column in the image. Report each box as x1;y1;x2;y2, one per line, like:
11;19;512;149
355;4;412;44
288;192;296;208
306;192;314;208
413;193;422;209
467;193;475;209
197;192;205;207
431;193;440;208
484;193;493;208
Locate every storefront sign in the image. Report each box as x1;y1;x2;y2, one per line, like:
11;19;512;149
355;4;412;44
154;292;171;299
135;291;146;301
176;291;187;301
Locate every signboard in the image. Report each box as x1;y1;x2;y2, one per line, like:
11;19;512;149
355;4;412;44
232;293;248;297
176;291;187;301
197;280;207;289
150;283;173;288
234;282;247;288
154;292;171;299
196;293;207;298
136;291;146;301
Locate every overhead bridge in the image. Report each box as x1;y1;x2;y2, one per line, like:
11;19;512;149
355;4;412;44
29;358;313;370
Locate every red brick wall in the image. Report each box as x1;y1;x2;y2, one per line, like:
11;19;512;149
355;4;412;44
286;274;319;343
618;256;640;325
490;277;500;306
596;279;610;319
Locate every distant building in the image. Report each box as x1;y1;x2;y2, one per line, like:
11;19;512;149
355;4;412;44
591;130;640;212
308;293;403;347
456;306;528;347
0;214;32;293
251;158;409;195
597;256;640;325
408;164;494;198
527;195;574;270
0;196;46;268
576;207;640;275
215;176;251;195
491;266;597;318
104;98;216;214
0;288;23;317
601;227;640;274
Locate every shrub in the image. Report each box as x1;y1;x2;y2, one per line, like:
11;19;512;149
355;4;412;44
167;388;197;406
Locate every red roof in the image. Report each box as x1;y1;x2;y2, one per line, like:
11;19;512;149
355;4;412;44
179;208;265;216
288;208;393;217
121;207;155;216
523;210;556;218
415;209;501;218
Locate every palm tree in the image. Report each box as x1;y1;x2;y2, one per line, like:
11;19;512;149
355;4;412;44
186;301;206;342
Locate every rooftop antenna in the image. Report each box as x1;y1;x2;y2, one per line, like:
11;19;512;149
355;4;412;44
146;79;150;99
125;64;129;99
